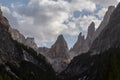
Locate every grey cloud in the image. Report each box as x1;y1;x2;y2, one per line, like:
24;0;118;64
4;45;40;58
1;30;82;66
91;0;118;7
2;0;116;47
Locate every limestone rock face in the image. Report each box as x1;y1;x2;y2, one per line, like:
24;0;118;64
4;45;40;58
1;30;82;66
69;6;115;58
94;6;115;39
90;3;120;52
47;35;69;73
70;22;95;58
0;14;17;64
70;32;85;57
71;33;85;53
25;37;38;50
86;22;95;47
0;7;41;64
10;29;38;50
37;47;50;54
58;4;120;80
49;35;68;58
10;29;26;43
0;8;9;27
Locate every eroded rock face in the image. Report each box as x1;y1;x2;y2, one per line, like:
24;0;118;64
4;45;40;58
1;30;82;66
49;35;68;58
90;4;120;52
0;8;18;63
38;47;50;54
69;32;85;58
58;4;120;80
25;37;38;50
10;29;26;43
10;29;38;50
70;33;85;53
94;6;115;39
0;8;9;27
86;22;95;48
70;22;95;58
47;35;69;73
69;6;115;58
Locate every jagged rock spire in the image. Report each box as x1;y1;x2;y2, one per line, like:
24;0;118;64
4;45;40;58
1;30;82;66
85;22;95;48
90;3;120;52
94;5;115;39
70;32;85;54
47;34;69;72
86;22;95;40
49;34;68;58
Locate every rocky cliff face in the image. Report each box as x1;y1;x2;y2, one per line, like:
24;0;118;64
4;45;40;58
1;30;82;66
94;6;115;39
58;3;120;80
90;3;120;52
46;35;69;73
38;47;50;54
49;35;68;58
69;6;115;58
10;28;38;50
0;8;56;80
70;22;95;58
10;23;69;73
69;32;85;57
10;29;26;44
86;22;95;48
0;8;18;63
25;37;38;50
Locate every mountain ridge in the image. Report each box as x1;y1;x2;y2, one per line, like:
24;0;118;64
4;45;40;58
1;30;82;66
58;2;120;80
0;7;57;80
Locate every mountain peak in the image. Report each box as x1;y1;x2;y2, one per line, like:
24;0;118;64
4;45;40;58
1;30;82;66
58;34;63;37
50;34;68;57
91;22;95;26
87;22;95;38
70;32;85;54
47;34;69;72
78;32;84;39
90;3;120;52
94;5;115;40
108;5;115;10
57;34;64;41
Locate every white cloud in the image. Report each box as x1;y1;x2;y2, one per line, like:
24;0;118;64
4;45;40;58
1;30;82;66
118;0;120;2
8;0;97;46
97;8;107;18
63;22;80;36
79;15;101;31
91;0;118;7
2;0;119;47
70;0;96;12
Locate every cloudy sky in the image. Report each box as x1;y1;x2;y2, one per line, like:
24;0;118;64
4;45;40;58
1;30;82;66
0;0;119;48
